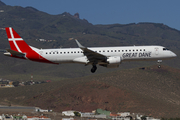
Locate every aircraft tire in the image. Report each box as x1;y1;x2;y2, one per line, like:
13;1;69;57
91;66;97;73
158;65;161;68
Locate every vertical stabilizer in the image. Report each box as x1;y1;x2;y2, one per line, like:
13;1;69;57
5;27;32;53
5;27;56;64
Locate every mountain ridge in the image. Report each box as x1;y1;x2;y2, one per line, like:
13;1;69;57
0;2;178;80
0;1;6;6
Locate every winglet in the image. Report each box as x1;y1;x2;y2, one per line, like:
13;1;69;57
75;39;85;49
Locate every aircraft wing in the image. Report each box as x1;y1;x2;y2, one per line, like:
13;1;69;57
75;40;107;63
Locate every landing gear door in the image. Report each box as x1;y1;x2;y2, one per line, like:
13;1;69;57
155;47;159;55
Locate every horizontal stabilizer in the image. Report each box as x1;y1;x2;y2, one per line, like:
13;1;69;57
5;49;25;56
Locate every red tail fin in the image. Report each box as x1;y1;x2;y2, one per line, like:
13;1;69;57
5;27;57;64
5;27;32;53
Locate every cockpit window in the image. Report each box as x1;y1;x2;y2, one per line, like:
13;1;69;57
163;48;169;51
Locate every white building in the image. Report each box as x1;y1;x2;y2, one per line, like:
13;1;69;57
62;111;75;116
117;112;130;117
136;114;143;120
146;117;160;120
80;113;106;119
1;114;13;120
62;118;74;120
112;116;131;120
26;116;51;120
35;107;52;112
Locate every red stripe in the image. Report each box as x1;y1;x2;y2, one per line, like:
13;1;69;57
5;27;12;39
16;41;56;64
9;41;18;51
26;50;57;64
16;40;32;52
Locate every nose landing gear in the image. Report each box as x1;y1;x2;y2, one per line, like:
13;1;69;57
157;60;162;68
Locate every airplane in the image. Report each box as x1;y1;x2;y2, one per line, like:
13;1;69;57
4;27;177;73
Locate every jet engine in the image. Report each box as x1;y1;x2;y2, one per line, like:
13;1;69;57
107;56;121;64
100;56;121;68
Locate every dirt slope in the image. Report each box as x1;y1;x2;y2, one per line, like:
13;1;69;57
23;65;180;118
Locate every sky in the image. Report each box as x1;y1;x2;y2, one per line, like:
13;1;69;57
1;0;180;30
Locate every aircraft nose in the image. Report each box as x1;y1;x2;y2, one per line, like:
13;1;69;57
171;52;177;58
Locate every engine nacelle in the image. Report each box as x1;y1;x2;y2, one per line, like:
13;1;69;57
107;56;121;64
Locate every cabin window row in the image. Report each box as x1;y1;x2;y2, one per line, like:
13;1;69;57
45;49;146;55
46;51;83;54
95;49;146;53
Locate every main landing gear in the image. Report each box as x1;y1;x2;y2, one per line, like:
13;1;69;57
157;60;162;68
91;65;97;73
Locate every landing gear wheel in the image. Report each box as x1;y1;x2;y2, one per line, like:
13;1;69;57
157;60;162;69
158;65;161;68
91;65;97;73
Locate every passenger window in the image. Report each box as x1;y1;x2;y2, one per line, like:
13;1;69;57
118;50;120;52
122;50;124;52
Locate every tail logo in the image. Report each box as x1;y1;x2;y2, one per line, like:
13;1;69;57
5;27;57;64
6;27;23;52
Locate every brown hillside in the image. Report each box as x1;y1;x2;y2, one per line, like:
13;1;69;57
24;65;180;118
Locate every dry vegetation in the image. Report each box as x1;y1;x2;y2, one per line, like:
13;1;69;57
0;65;180;118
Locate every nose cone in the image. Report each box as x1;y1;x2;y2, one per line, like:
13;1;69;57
171;52;177;58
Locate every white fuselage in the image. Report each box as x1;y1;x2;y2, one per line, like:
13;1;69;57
32;45;176;64
5;27;177;73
